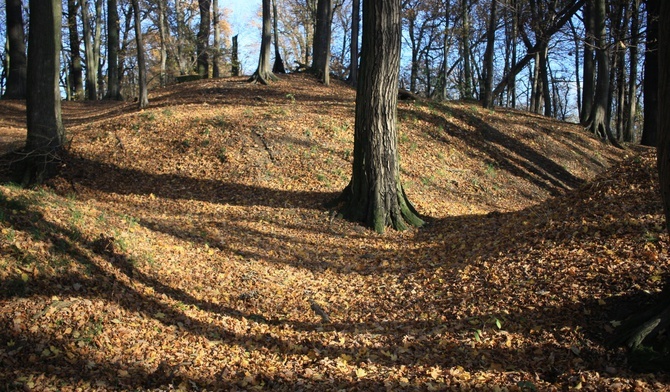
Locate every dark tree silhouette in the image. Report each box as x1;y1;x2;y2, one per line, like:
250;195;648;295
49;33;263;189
196;0;211;78
333;0;423;233
3;0;27;99
642;0;659;146
131;0;148;108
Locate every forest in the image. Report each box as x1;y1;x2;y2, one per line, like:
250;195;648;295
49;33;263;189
2;0;670;390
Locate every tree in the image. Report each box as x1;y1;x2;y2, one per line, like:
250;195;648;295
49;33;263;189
312;0;334;85
106;0;122;100
272;0;287;74
3;0;27;99
586;0;620;146
15;0;65;185
481;0;497;108
249;0;278;84
641;0;659;146
66;0;84;100
334;0;423;233
212;0;222;77
348;0;360;87
81;0;103;100
132;0;148;108
197;0;211;78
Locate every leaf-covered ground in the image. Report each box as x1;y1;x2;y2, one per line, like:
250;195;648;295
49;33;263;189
1;74;669;390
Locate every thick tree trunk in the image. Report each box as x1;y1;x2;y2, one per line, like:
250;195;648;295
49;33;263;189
312;0;333;85
539;45;552;117
347;0;359;87
249;0;278;84
581;0;595;124
272;0;286;74
197;0;211;78
642;0;659;146
3;0;27;99
17;0;65;185
81;0;102;100
231;35;240;76
336;0;423;233
132;0;148;108
587;0;621;147
481;0;496;108
66;0;84;100
106;0;121;99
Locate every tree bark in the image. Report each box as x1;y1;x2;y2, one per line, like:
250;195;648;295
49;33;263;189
249;0;278;84
347;0;359;87
213;0;221;77
272;0;286;74
132;0;148;108
481;0;497;108
17;0;65;185
3;0;27;99
66;0;84;100
641;0;659;146
81;0;102;100
623;0;639;142
335;0;423;233
460;0;472;99
157;0;168;85
231;35;240;76
312;0;333;85
197;0;211;78
106;0;121;99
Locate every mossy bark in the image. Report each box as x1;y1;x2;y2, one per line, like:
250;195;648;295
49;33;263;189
334;0;423;234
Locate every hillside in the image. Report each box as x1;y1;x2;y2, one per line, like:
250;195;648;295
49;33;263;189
1;74;668;390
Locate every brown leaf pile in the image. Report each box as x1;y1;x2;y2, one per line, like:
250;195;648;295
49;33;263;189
0;74;668;390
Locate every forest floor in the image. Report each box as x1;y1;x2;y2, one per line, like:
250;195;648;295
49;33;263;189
0;74;668;391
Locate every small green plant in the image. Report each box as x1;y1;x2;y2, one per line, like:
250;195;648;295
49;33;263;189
217;147;228;163
420;176;434;186
286;93;296;103
409;142;418;153
399;133;410;144
485;162;497;178
304;130;313;138
162;108;174;117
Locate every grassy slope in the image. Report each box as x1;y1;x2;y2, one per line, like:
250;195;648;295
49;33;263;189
0;74;668;390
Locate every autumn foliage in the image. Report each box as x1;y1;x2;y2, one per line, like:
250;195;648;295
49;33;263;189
0;75;668;390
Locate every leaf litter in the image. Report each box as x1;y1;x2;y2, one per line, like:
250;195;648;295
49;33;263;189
0;74;668;390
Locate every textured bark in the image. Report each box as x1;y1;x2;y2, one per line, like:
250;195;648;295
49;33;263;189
623;0;639;142
18;0;65;185
3;0;27;99
157;0;168;85
197;0;211;78
337;0;423;233
481;0;497;108
659;1;670;234
81;0;102;100
312;0;333;85
66;0;84;100
231;35;240;76
580;0;595;123
347;0;359;87
460;0;472;99
249;0;278;84
212;0;221;77
106;0;121;99
132;0;148;108
642;0;659;146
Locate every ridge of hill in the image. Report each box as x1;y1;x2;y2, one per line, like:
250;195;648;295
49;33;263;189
0;74;667;390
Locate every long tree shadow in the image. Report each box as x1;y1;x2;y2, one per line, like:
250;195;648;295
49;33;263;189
1;156;669;389
62;154;337;210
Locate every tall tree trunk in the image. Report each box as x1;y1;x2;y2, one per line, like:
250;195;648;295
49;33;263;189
197;0;211;78
212;0;221;77
335;0;423;233
157;0;168;85
569;18;582;117
272;0;286;74
481;0;497;108
81;0;101;100
18;0;65;185
66;0;83;100
434;0;451;101
132;0;148;108
231;35;240;76
641;0;659;146
581;0;595;124
106;0;121;99
3;0;27;99
175;0;188;74
249;0;277;84
348;0;359;87
540;44;552;117
312;0;333;85
588;0;620;147
460;0;472;99
623;0;639;142
93;0;102;98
